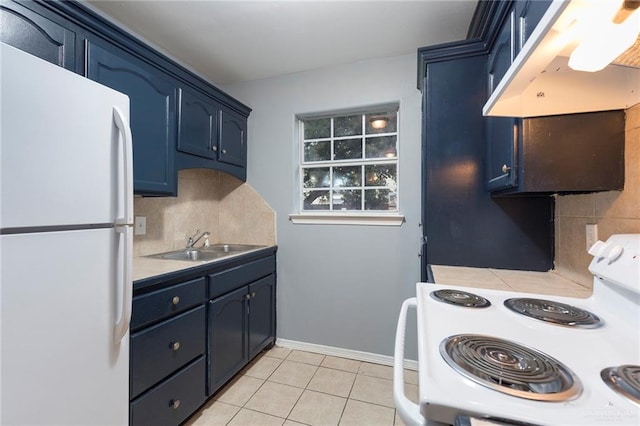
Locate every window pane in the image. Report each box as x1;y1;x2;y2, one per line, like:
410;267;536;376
333;166;361;187
366;111;397;134
334;115;362;137
304;141;331;162
365;189;396;210
332;190;362;210
303;190;330;210
365;164;397;187
334;138;362;160
304;118;330;139
303;167;330;188
366;136;397;159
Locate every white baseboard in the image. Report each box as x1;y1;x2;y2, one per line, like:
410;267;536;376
276;338;418;371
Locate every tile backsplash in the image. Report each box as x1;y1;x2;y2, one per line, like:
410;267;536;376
555;103;640;286
133;169;276;257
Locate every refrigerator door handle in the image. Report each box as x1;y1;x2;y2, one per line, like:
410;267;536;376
114;224;132;344
112;105;133;344
112;106;133;226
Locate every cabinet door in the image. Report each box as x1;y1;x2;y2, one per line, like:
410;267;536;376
178;87;219;160
248;274;275;359
487;9;514;95
514;0;552;54
486;117;518;191
208;286;247;395
218;107;247;167
0;0;75;70
486;10;517;191
86;41;177;196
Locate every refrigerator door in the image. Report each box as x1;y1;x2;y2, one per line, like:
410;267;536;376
0;43;132;229
0;229;129;425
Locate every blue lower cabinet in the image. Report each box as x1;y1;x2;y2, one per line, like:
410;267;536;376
248;275;276;359
85;41;177;196
130;357;206;426
130;251;277;424
208;286;248;395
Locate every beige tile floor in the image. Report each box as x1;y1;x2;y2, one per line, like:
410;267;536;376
184;347;416;426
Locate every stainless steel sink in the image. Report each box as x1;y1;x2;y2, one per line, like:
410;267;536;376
202;244;264;253
146;244;266;262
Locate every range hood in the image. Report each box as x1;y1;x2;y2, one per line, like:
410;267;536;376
484;0;640;118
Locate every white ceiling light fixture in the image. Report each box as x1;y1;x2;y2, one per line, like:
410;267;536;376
569;0;640;72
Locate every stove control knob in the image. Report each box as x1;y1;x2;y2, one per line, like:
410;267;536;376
588;240;607;260
605;245;624;264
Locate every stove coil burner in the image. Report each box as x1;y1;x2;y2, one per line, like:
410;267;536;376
601;365;640;404
440;334;582;402
504;298;603;328
430;289;491;308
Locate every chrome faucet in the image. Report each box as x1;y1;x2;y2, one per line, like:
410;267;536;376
186;230;210;249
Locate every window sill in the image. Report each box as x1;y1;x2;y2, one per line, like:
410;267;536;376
289;213;405;226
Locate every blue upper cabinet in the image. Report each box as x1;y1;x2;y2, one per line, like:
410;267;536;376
178;87;219;160
486;8;518;191
218;107;246;168
0;0;75;70
176;101;248;181
514;0;552;55
86;42;177;196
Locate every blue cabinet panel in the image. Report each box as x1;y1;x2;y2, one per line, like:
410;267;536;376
86;41;177;196
131;277;207;331
208;256;275;299
248;274;276;359
130;357;206;426
130;305;206;399
0;0;75;70
514;0;552;54
487;8;518;191
178;87;219;160
208;286;248;395
218;107;246;167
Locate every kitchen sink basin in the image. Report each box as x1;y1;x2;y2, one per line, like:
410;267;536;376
146;244;266;262
203;244;264;253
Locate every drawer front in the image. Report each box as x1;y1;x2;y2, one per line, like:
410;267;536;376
208;255;275;299
130;306;205;399
130;357;206;426
132;277;206;330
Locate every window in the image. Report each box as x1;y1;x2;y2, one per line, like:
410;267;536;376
296;107;400;221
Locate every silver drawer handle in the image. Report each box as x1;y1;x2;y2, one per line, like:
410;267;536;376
172;296;180;305
212;146;218;152
222;149;227;154
170;399;181;410
171;341;180;351
501;164;511;174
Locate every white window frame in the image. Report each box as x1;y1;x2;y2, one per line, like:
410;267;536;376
289;104;405;226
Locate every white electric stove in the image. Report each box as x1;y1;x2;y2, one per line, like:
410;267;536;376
393;234;640;426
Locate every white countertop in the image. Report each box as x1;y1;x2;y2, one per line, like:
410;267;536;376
430;265;592;298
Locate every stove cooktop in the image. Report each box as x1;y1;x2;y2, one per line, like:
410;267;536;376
393;234;640;426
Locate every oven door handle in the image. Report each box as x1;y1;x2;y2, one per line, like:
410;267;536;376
393;297;425;426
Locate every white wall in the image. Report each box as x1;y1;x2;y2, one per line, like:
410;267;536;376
224;54;421;358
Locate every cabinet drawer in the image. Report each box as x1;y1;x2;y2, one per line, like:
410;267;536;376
132;277;206;330
208;256;275;299
130;356;206;426
130;306;205;399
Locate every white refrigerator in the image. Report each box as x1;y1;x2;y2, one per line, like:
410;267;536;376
0;43;133;425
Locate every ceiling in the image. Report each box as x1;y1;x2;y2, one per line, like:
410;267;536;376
87;0;478;86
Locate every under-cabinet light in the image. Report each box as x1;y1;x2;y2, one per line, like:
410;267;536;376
569;0;640;72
